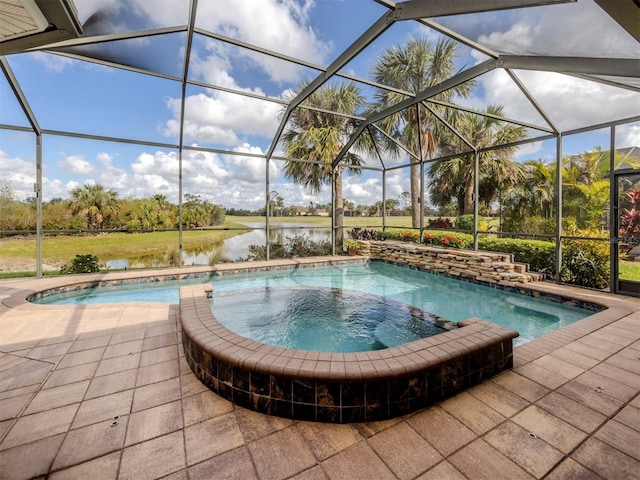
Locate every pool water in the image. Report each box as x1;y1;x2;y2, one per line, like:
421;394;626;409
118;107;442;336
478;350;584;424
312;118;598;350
35;262;593;346
212;287;454;352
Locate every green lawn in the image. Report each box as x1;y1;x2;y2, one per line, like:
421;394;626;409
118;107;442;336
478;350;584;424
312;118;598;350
619;260;640;281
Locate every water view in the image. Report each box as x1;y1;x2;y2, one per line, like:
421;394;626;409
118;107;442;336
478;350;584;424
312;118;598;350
104;223;331;269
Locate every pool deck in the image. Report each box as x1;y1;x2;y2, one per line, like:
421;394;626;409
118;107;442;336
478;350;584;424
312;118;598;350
1;258;639;479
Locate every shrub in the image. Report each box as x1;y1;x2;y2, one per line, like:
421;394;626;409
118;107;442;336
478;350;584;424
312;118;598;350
427;217;453;229
60;254;100;274
455;214;489;232
247;234;330;260
423;231;471;249
347;228;378;240
477;237;556;278
561;232;609;289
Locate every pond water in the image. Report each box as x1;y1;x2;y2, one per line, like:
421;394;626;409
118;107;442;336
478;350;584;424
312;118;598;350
104;223;331;269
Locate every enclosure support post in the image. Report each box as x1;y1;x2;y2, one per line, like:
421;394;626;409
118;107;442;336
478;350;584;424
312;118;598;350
609;125;617;292
554;135;563;283
473;150;479;251
382;170;387;231
331;166;336;255
35;134;42;277
266;160;271;261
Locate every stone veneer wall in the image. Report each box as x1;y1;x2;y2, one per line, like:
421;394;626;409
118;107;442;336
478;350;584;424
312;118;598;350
358;240;542;285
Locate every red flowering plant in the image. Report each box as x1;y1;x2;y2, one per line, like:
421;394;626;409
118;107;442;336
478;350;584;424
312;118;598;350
422;232;435;244
437;235;464;249
400;231;420;242
619;189;640;254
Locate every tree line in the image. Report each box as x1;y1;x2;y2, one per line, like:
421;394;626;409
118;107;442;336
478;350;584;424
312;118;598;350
0;183;224;233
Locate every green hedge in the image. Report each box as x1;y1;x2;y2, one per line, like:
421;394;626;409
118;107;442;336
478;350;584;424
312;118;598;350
477;238;556;279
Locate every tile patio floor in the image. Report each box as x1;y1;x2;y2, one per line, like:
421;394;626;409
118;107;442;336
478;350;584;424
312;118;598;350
0;264;639;479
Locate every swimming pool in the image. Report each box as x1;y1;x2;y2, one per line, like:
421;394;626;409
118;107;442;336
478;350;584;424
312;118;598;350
34;262;593;346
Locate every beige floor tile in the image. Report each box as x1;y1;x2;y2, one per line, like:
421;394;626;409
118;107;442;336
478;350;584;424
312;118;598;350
289;465;328;480
594;420;640;460
549;347;601;370
139;345;179;367
233;405;292;443
592;362;640;390
68;334;111;353
415;461;466;480
84;368;138;400
440;391;505;435
512;405;587;454
574;370;638;402
448;438;534;480
180;371;209;397
102;339;144;359
57;347;105;369
536;391;607;433
467;379;531;417
125;400;183;447
24;379;89;415
350;417;402;439
557;379;624;416
0;358;52;392
52;416;128;470
320;440;396;480
0;392;33;422
119;430;186;480
43;362;98;389
295;421;360;461
27;341;73;360
572;437;640;480
109;328;146;346
0;433;65;480
188;446;258;480
72;389;134;429
1;403;78;450
248;425;317;480
184;412;245;466
515;363;572;390
368;422;442;480
49;452;121;480
484;420;564;478
544;458;605;480
406;405;476;457
135;358;179;387
143;332;178;351
613;404;640;432
490;371;550;402
95;352;141;377
132;376;181;412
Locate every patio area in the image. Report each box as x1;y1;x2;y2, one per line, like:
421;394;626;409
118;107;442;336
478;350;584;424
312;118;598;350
1;263;639;480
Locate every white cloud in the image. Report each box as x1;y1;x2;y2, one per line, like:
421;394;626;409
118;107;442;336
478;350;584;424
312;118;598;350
618;123;640;148
161;92;283;146
56;154;94;175
195;0;329;79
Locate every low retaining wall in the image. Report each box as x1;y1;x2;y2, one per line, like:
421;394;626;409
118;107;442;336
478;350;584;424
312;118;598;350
181;284;518;423
358;240;542;284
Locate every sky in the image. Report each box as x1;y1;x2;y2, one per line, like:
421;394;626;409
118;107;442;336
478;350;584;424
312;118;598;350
0;0;638;210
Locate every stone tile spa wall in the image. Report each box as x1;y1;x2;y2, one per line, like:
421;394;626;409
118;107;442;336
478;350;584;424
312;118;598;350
358;241;543;284
180;284;519;423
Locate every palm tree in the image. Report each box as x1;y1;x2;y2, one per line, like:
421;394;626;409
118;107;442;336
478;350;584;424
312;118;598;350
69;184;119;230
281;81;376;246
370;36;473;228
427;106;527;216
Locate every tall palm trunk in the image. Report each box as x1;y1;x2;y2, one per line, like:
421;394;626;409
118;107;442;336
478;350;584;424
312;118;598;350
463;179;474;215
